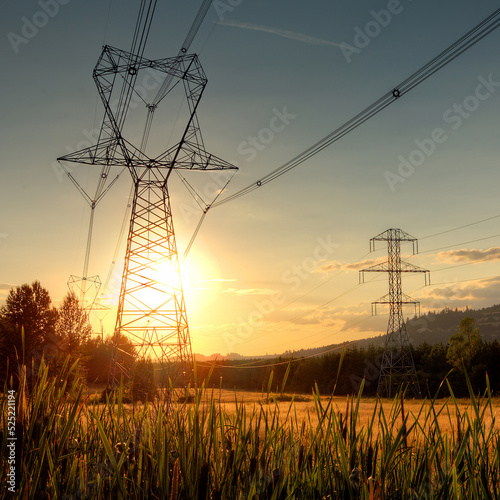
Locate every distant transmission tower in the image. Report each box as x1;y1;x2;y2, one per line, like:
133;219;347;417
360;229;429;398
58;1;237;393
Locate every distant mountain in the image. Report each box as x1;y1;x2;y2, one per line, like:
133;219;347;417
194;352;249;362
194;304;500;361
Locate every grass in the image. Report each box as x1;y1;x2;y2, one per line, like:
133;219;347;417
1;358;500;499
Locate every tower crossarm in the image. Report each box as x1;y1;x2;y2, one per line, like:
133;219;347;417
370;228;420;254
372;292;421;306
57;45;238;184
58;137;237;172
156;142;238;171
371;292;421;322
359;260;430;284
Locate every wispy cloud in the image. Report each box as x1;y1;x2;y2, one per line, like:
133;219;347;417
315;258;385;274
222;288;275;296
437;247;500;263
422;276;500;303
0;283;15;291
219;20;346;48
344;259;385;271
315;261;342;274
198;278;237;283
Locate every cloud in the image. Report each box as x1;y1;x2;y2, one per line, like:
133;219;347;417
315;258;385;274
437;247;500;263
315;260;342;273
422;276;500;305
222;288;275;296
264;307;332;327
344;259;385;271
219;20;346;48
198;278;237;283
0;283;15;291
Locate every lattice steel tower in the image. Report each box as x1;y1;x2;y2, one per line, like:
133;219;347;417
58;2;237;391
360;229;429;398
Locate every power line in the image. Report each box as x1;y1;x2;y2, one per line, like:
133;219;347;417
279;251;373;310
417;233;500;254
209;7;500;209
228;272;383;350
431;254;500;273
196;340;358;370
263;314;375;354
410;273;500;294
175;7;500;256
419;213;500;241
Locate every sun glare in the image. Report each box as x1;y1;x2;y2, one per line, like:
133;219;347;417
89;249;218;339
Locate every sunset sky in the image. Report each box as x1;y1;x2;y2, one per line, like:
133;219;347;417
2;0;500;356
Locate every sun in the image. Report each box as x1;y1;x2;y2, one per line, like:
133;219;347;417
93;248;217;338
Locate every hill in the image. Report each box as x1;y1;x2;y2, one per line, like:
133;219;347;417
337;304;500;350
405;304;500;345
195;304;500;360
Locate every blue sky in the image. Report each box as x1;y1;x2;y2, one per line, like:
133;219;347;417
1;0;500;355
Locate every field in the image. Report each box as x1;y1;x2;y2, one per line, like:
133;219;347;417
2;360;500;499
195;388;500;438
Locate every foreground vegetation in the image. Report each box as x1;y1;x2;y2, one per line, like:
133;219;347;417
2;359;500;499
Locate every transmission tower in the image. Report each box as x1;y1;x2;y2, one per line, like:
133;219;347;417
359;229;429;398
58;3;237;393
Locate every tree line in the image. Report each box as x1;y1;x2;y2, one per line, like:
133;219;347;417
196;317;500;398
0;281;134;389
1;281;497;399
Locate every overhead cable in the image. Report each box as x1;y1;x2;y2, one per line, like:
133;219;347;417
419;213;500;241
210;7;500;208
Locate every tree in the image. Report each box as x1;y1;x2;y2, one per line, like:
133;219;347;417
0;281;59;381
446;317;482;374
56;291;92;354
49;291;95;388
